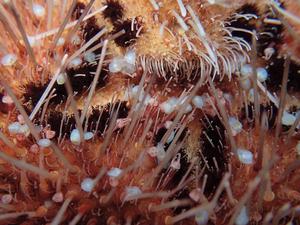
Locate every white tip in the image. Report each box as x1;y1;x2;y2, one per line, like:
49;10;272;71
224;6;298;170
160;97;178;114
56;73;66;85
68;57;82;68
124;186;142;200
237;148;253;164
84;52;96;63
32;4;45;17
257;67;268;82
192;96;204;109
235;206;249;225
124;50;136;65
37;138;51;148
109;57;125;73
52;192;64;203
241;64;253;77
282;111;296;126
1;194;12;204
229;117;243;136
81;178;94;192
57;37;65;46
2;95;13;104
8;122;21;134
195;210;209;225
107;167;123;177
1;54;17;66
70;129;81;145
84;132;94;140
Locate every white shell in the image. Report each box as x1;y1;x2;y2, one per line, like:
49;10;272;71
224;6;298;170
109;57;124;73
84;52;96;63
1;54;17;66
32;4;46;17
107;167;123;177
68;57;82;68
37;138;51;148
84;132;94;140
8;122;21;134
81;178;94;192
237;148;253;165
282;111;296;126
257;67;268;82
56;73;66;85
124;50;136;65
241;64;253;77
235;206;249;225
229;117;243;136
124;186;142;200
195;210;209;225
70;129;81;145
1;194;12;204
192;96;204;109
57;37;65;46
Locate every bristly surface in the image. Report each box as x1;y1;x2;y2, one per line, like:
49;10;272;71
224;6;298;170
112;18;143;47
199;115;228;196
102;0;124;24
227;3;259;44
46;101;129;138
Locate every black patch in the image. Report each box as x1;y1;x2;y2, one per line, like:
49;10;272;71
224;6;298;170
46;101;129;138
23;64;108;107
257;5;284;56
199;115;227;196
112;18;143;47
266;56;300;93
240;102;278;129
72;2;86;20
102;0;124;23
227;3;259;44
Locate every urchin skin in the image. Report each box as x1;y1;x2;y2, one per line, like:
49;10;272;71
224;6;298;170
0;0;299;225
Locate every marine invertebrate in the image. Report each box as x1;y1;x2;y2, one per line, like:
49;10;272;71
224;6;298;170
0;0;300;225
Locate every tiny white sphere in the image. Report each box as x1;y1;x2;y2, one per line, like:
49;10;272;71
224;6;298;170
1;54;17;66
184;103;193;114
71;35;81;45
237;148;253;165
229;117;243;136
1;194;12;204
107;167;123;177
160;101;175;114
84;132;94;140
2;95;13;104
70;129;81;145
124;50;136;65
124;186;142;200
192;96;204;109
235;206;249;225
282;111;296;126
68;57;82;68
8;122;21;134
57;37;65;46
37;138;51;148
257;67;269;82
195;210;209;225
84;52;96;63
56;73;66;85
264;47;275;60
32;4;46;17
109;57;124;73
241;64;253;77
80;178;94;192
